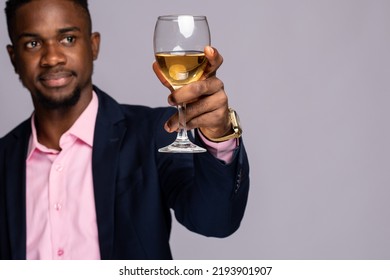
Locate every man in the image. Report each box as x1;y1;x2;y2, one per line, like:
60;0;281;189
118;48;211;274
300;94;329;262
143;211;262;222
0;0;249;259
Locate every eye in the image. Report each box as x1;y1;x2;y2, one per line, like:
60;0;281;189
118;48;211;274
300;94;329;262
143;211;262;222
61;36;76;45
25;41;40;49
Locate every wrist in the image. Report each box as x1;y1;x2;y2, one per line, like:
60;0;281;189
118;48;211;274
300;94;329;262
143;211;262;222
200;107;242;143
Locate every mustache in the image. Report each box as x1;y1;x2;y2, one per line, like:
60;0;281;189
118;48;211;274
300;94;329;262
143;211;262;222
38;68;76;81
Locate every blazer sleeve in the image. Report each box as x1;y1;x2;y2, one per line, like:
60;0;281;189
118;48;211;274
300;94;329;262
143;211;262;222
0;137;10;258
155;111;250;238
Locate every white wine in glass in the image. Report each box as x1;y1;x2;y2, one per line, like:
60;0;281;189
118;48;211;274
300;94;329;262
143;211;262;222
155;52;208;90
154;15;210;153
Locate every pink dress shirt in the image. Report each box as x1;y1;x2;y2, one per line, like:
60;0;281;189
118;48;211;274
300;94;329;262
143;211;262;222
26;92;100;260
25;92;237;259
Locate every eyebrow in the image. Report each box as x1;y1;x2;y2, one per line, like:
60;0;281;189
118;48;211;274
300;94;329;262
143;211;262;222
58;27;81;34
16;26;82;41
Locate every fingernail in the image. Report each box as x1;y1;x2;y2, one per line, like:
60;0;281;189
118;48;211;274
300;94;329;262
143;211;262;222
208;46;214;55
168;96;175;106
164;122;171;132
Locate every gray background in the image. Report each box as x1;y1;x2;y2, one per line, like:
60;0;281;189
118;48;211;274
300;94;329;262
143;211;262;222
1;0;390;259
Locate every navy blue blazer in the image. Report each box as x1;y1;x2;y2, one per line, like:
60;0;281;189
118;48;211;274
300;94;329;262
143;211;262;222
0;86;250;259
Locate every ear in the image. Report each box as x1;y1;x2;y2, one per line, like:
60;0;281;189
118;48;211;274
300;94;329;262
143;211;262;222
90;32;101;61
6;44;18;73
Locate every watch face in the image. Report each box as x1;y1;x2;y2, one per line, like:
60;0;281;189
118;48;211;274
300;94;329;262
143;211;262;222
231;110;240;129
227;108;241;137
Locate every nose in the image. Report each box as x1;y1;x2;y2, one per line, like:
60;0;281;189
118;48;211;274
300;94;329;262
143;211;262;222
40;42;66;67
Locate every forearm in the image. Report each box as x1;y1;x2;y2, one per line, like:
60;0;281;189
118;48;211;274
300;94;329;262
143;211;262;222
170;141;250;237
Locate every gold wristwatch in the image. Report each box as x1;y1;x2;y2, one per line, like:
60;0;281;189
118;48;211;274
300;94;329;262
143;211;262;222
208;107;242;142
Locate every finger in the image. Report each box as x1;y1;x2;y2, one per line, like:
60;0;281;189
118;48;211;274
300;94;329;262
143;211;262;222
152;61;173;90
169;76;224;106
187;107;231;138
202;46;223;79
163;109;180;133
166;88;228;133
185;90;228;130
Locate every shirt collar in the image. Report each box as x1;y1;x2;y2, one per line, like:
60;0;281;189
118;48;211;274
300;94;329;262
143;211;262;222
67;91;98;147
27;91;99;160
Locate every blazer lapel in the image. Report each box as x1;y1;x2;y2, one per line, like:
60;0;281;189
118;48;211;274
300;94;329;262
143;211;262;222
5;121;30;259
92;88;127;259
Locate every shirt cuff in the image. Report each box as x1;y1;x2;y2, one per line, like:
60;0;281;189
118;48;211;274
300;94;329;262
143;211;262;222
197;129;238;164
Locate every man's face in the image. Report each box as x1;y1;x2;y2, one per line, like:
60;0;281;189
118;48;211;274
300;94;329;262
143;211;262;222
7;0;100;109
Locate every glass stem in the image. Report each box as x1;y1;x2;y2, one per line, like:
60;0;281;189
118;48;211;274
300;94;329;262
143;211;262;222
176;104;189;141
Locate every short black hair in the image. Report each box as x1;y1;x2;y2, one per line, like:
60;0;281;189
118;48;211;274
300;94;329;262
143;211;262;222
5;0;92;42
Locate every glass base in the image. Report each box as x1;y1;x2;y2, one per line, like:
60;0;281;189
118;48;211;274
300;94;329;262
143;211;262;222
158;140;207;153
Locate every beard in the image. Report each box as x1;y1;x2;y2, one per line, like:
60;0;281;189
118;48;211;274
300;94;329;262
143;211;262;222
34;87;82;110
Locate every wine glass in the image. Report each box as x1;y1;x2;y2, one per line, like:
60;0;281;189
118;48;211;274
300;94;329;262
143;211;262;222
154;15;210;153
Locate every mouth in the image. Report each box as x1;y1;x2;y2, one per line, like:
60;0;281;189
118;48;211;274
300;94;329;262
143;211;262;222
39;71;75;88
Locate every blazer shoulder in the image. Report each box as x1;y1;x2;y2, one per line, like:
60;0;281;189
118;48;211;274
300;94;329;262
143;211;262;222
0;118;31;148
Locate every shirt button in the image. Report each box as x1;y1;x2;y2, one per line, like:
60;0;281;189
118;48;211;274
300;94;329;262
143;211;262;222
54;203;62;211
55;164;64;172
57;249;64;256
